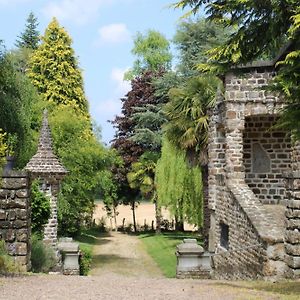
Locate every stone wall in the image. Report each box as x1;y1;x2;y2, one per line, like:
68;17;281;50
213;184;267;279
208;65;290;279
0;171;30;271
244;115;291;204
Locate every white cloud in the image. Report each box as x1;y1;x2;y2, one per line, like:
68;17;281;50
42;0;114;25
97;23;130;44
111;67;131;94
93;67;130;118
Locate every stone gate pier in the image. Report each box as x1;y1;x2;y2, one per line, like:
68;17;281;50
25;110;67;247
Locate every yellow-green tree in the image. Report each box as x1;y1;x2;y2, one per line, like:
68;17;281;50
28;18;89;115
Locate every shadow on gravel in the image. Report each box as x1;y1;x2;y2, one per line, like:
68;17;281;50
214;281;300;296
92;254;133;267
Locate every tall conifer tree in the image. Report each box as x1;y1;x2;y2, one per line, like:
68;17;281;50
28;18;89;115
15;12;40;50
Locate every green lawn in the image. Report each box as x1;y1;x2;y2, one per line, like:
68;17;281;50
139;232;201;278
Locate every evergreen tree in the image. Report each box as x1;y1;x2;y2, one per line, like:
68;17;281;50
28;18;89;115
15;12;40;50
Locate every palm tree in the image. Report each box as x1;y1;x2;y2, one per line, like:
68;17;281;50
163;74;220;241
127;152;161;233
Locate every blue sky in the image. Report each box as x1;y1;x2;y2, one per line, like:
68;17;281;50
0;0;189;144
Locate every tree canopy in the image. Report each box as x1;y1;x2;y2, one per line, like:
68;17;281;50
125;30;172;79
28;18;89;115
15;12;40;50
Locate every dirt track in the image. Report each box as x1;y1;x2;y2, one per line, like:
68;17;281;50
0;232;284;300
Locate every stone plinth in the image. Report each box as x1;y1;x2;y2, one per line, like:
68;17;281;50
176;239;211;279
58;238;80;275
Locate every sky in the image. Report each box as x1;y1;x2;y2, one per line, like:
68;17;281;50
0;0;190;145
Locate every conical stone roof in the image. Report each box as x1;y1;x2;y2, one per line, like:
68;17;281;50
25;110;67;175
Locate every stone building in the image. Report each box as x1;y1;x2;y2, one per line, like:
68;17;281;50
207;45;300;279
25;110;67;247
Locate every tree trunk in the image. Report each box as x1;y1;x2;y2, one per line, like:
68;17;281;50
113;204;118;231
202;164;210;249
154;198;161;234
131;200;137;233
174;213;184;231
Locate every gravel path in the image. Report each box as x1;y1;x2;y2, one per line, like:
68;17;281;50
0;232;281;300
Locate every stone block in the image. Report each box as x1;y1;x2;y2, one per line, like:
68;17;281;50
6;198;27;209
267;243;285;260
15;189;29;198
2;177;27;189
15;209;28;220
286;255;300;269
0;209;7;220
285;244;300;256
5;229;16;242
287;200;300;209
0;221;11;229
263;260;287;277
16;229;28;242
15;242;27;255
13;220;27;229
285;208;300;218
286;219;300;229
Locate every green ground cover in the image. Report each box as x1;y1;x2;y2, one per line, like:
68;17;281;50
139;232;201;278
75;228;100;275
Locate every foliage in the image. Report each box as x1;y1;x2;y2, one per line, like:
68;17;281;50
28;18;89;115
30;179;51;236
164;75;219;154
173;18;231;76
79;244;92;276
15;12;40;50
125;30;172;79
0;130;7;168
127;151;159;197
0;43;43;168
49;106;113;236
155;138;203;228
139;232;201;278
173;1;300;138
30;234;56;273
0;240;22;275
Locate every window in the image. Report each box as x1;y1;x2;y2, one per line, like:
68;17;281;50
220;222;229;250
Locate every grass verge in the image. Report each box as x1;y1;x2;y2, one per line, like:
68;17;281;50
139;231;201;278
75;228;100;275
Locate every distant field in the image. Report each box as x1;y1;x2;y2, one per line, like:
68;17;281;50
93;202;195;231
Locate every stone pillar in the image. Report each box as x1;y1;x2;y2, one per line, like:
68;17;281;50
0;171;31;271
284;142;300;278
225;103;245;185
25;110;67;248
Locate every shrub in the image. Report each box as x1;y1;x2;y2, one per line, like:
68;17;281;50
31;234;56;273
30;180;51;236
0;240;22;275
79;245;92;276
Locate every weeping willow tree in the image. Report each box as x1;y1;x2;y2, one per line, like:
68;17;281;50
155;138;203;230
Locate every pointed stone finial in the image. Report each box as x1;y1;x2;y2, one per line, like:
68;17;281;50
25;109;67;175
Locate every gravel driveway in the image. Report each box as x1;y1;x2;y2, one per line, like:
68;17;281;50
0;232;281;300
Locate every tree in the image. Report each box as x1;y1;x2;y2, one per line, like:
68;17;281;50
15;12;40;50
156;138;203;230
173;1;300;138
28;18;89;115
125;30;172;79
127;152;161;233
0;43;43;168
50;106;114;236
